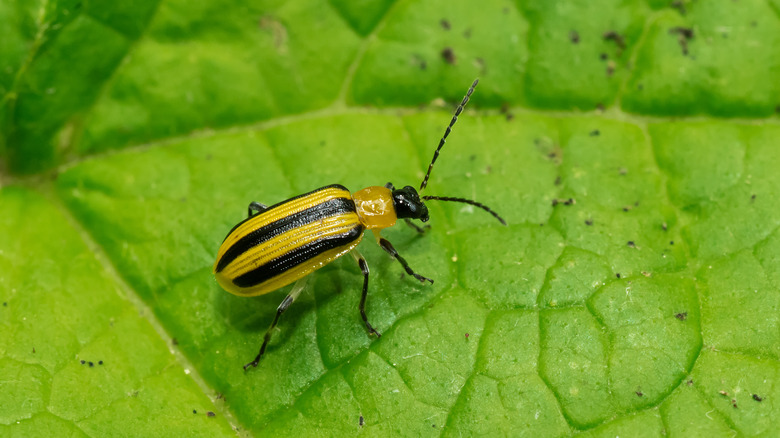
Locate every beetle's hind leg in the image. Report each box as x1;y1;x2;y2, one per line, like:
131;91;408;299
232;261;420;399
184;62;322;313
351;250;381;338
244;277;308;371
378;237;434;284
247;201;269;218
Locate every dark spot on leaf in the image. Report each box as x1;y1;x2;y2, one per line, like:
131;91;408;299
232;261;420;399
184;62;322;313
751;194;756;202
585;219;593;226
440;19;451;30
752;394;763;402
627;241;636;248
442;47;456;65
32;347;36;353
80;360;85;364
662;222;668;231
623;205;632;212
687;379;694;386
465;333;469;340
570;30;580;44
669;27;694;56
606;60;616;76
88;362;94;367
590;129;600;136
675;312;688;321
596;103;605;111
360;415;364;426
412;54;427;71
469;154;476;161
463;28;472;39
670;0;687;15
99;360;103;365
670;241;674;245
193;410;197;414
2;302;6;306
636;391;643;397
172;338;178;346
554;176;561;186
732;399;738;409
500;103;514;121
552;198;575;207
616;273;622;279
641;271;651;277
207;411;216;417
599;53;608;61
719;390;729;397
603;31;626;55
432;424;437;428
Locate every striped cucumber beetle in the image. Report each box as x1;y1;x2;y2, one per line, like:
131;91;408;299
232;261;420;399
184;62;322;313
214;79;506;370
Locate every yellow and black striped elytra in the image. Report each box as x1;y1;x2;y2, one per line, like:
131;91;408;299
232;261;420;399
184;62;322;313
215;185;363;296
214;79;506;370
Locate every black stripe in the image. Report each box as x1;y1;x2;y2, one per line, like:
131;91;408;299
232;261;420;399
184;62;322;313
220;184;350;244
216;196;356;273
232;225;363;288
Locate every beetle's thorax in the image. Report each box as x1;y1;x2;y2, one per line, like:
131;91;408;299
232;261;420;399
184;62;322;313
352;186;397;230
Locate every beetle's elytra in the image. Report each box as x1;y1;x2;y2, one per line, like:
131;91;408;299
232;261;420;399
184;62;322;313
214;79;506;370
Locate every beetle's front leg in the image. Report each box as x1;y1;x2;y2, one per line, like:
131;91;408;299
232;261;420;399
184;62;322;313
377;236;433;284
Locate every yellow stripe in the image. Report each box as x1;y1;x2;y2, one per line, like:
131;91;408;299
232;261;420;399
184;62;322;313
216;186;352;262
243;243;360;296
220;212;362;279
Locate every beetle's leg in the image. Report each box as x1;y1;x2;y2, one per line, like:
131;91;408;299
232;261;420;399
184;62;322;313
244;277;307;371
351;250;381;338
403;219;430;234
384;182;396;190
378;237;434;284
247;201;269;218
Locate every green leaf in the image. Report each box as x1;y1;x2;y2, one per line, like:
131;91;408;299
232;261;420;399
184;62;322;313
2;0;779;436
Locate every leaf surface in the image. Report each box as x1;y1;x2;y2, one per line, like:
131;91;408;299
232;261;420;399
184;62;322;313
2;0;778;436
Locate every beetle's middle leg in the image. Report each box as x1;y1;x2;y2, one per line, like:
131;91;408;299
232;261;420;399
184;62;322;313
351;250;381;338
244;277;307;371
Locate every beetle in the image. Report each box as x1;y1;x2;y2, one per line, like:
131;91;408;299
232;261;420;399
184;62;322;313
214;79;505;370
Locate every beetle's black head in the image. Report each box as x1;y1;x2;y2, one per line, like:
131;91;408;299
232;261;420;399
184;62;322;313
392;185;429;222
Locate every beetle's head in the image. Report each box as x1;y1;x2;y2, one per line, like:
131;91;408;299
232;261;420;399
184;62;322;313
391;185;429;222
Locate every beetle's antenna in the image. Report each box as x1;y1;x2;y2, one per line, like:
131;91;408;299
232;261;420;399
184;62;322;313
419;79;478;191
422;195;506;225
